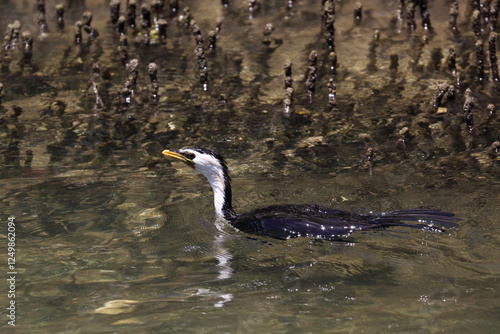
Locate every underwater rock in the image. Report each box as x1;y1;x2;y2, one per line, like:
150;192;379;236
463;88;475;148
2;21;21;52
488;141;500;158
489;32;499;82
158;18;168;41
117;15;126;35
407;2;417;32
170;0;180;17
94;300;141;315
432;82;450;112
449;0;459;33
475;39;485;82
37;0;48;33
148;62;159;102
118;34;129;65
110;0;121;24
19;31;33;71
127;0;137;28
354;2;362;22
82;11;99;40
55;4;65;32
323;0;335;51
327;79;336;107
190;21;208;91
24;149;33;167
329;51;337;79
284;59;293;115
491;1;499;31
305;50;318;103
74;20;82;44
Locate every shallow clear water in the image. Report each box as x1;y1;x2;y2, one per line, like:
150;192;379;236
2;167;499;333
1;0;499;333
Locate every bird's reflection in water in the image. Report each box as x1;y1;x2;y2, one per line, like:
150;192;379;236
214;219;234;281
197;219;234;307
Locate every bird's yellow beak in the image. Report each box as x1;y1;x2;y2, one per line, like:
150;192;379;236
162;150;194;168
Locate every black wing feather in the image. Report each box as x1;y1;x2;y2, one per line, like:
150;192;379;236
229;205;460;241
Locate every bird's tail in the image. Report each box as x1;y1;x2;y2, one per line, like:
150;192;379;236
371;209;461;232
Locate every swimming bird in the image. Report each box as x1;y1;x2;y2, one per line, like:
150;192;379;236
162;148;460;240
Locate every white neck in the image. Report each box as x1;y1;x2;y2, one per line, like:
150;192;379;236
196;164;228;218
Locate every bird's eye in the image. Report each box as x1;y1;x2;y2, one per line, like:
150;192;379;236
183;153;196;160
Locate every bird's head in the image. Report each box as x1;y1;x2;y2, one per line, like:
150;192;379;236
162;147;235;219
162;148;227;174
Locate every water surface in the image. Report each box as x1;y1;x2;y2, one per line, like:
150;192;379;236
0;0;499;333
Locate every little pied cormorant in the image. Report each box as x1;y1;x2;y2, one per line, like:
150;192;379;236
162;148;460;240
